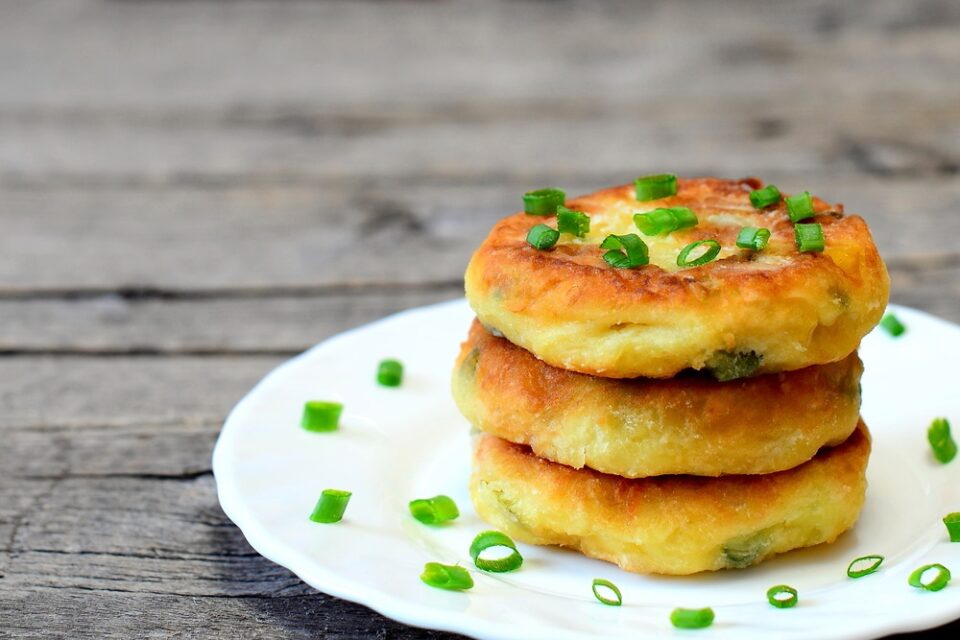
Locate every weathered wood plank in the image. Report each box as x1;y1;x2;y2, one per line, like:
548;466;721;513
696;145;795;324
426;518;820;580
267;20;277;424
1;100;957;184
0;588;462;639
0;0;956;111
0;289;461;354
0;261;955;355
2;177;959;292
0;356;281;429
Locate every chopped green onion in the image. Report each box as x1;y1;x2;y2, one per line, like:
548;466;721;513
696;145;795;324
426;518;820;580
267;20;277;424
908;563;951;592
556;206;590;237
309;489;352;523
635;173;678;201
794;223;824;253
928;417;957;464
766;585;798;609
409;495;460;525
420;562;474;591
633;206;698;236
943;513;960;542
670;607;714;629
591;579;622;606
677;239;721;267
523;188;565;216
600;233;649;269
736;227;771;251
526;223;559;250
376;359;403;387
847;554;884;578
469;530;523;573
880;314;906;337
301;401;343;432
786;191;815;222
750;185;782;209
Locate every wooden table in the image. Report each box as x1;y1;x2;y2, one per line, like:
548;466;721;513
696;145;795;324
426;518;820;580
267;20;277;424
2;1;958;637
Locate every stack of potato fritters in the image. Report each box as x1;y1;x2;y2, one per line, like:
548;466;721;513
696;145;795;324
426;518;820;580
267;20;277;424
453;177;889;575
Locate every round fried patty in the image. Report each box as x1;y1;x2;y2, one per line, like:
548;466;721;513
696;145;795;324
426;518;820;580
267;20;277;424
453;320;862;477
470;421;870;575
464;177;889;379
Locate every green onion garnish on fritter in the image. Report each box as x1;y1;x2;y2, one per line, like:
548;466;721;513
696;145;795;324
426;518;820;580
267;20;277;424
749;185;781;209
908;563;952;592
523;188;565;216
301;400;343;432
420;562;474;591
943;513;960;542
469;530;523;573
880;313;906;337
601;233;649;269
670;607;715;629
591;578;622;606
635;173;678;201
786;190;815;222
526;223;559;250
794;222;825;253
736;226;771;251
556;206;590;237
928;417;957;464
409;495;460;525
847;554;884;578
309;489;352;524
677;239;721;267
766;584;798;609
633;206;698;236
376;359;403;387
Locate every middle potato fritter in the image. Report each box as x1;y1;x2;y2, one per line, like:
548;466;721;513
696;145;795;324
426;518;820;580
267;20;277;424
453;320;863;477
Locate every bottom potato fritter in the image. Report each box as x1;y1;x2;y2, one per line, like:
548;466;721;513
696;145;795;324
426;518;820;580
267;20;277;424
470;421;870;575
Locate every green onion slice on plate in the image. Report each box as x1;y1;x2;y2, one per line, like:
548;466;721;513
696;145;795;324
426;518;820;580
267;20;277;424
469;530;523;573
908;564;951;592
670;607;715;629
766;584;798;609
880;313;906;337
420;562;474;591
591;579;622;606
309;489;352;524
376;359;403;387
847;554;884;578
928;417;957;464
301;400;343;432
944;512;960;542
409;495;459;525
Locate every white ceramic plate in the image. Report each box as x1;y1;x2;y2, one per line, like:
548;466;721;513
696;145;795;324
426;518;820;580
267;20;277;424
213;300;960;639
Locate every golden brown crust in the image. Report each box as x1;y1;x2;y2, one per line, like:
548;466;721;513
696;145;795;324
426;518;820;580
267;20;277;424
464;178;889;378
453;320;863;477
470;422;871;575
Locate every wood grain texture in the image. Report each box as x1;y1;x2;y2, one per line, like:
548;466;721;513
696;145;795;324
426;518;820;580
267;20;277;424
2;0;958;637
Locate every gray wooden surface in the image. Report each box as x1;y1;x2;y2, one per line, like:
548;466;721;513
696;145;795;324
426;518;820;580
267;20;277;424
2;1;959;637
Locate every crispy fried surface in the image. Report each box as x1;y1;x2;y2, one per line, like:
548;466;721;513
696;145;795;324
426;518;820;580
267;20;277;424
470;422;870;575
453;320;862;477
464;178;889;378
